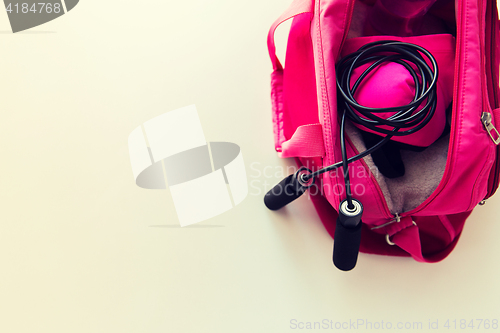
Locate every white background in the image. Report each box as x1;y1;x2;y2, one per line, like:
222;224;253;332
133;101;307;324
0;0;499;332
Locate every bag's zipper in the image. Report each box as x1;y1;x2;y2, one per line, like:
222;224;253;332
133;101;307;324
370;0;465;222
397;0;500;217
482;112;500;144
485;0;500;198
391;0;463;220
336;0;463;224
371;213;400;230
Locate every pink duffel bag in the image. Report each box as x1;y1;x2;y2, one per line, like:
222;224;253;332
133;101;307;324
265;0;500;269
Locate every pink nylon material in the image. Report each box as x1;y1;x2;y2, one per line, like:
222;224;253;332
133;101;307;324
271;71;285;150
283;13;319;140
268;0;317;154
267;0;314;71
279;124;325;158
341;34;455;147
268;0;499;263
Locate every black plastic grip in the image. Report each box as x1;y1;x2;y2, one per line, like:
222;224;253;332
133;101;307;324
333;217;362;271
333;199;363;271
264;173;307;211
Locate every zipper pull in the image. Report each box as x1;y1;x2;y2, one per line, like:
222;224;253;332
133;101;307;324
371;213;400;230
481;112;500;145
394;213;401;223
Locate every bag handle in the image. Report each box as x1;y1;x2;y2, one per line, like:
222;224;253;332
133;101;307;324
267;0;314;71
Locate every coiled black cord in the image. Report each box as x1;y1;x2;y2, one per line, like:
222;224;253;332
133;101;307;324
304;41;438;209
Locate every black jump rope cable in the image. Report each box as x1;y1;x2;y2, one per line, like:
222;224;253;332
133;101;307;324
264;41;439;270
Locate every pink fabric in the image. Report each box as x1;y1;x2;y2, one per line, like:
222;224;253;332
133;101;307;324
407;0;495;216
391;213;468;263
488;108;500;196
268;0;499;263
279;124;325;158
267;0;314;71
297;156;470;262
341;34;455;147
283;13;319;141
267;0;318;155
315;0;496;216
271;71;285;149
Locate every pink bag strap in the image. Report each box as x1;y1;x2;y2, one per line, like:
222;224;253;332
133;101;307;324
279;124;325;158
389;215;464;263
308;188;466;262
267;0;314;71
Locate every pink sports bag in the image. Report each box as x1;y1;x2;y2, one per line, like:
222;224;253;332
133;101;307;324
265;0;500;270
